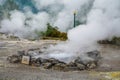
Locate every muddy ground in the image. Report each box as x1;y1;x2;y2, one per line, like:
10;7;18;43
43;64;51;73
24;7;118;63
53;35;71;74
0;40;120;80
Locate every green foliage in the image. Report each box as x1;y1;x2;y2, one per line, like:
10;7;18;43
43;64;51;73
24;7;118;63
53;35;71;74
112;37;120;45
98;37;120;45
39;23;67;40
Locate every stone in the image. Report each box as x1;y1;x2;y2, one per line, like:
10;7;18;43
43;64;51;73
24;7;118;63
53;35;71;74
52;63;67;70
39;51;43;54
27;51;38;57
86;50;101;60
48;58;62;64
74;57;85;65
74;55;99;70
43;62;53;69
66;62;79;71
7;55;21;63
17;50;25;56
67;62;76;67
86;50;102;66
28;48;40;51
36;57;49;65
75;63;85;70
7;50;101;71
86;62;97;69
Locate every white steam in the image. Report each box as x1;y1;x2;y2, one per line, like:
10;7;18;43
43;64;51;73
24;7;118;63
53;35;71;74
0;0;120;61
0;10;49;38
0;0;94;37
40;0;120;62
0;0;6;5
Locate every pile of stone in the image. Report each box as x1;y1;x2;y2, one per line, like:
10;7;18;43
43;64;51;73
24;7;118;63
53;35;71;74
7;50;101;71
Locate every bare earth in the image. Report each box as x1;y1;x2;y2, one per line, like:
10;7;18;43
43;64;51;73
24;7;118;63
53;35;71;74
0;40;120;80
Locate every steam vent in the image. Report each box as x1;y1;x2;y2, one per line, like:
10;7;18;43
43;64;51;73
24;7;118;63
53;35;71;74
0;0;120;79
7;49;101;71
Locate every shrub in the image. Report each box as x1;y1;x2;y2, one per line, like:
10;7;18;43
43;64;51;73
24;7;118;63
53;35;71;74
41;23;67;40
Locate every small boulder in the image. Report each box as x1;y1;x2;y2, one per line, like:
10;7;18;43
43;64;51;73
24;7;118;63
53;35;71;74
36;57;49;65
75;63;85;70
52;63;67;70
86;61;97;69
67;62;76;67
43;62;53;69
47;58;60;64
7;55;21;63
17;50;25;57
74;57;86;65
86;50;101;60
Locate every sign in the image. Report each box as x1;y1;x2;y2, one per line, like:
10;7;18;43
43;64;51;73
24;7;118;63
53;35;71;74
21;56;30;65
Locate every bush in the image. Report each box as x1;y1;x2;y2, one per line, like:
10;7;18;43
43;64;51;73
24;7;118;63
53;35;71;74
41;23;67;40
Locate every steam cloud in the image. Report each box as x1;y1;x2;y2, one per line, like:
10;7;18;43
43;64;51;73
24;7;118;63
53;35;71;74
0;0;5;5
40;0;120;62
0;0;120;61
0;0;94;38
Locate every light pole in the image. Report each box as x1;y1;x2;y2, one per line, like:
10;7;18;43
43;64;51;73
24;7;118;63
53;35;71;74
73;11;77;28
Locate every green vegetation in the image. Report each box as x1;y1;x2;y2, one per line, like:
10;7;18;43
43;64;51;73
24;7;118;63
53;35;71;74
35;23;67;40
112;37;120;45
98;37;120;45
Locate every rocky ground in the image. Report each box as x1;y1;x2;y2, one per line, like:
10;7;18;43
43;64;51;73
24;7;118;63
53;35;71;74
0;40;120;80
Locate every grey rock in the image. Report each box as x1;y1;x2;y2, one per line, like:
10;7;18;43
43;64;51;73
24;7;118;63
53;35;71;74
7;55;21;63
67;62;76;67
75;63;85;70
43;62;54;69
52;63;67;70
86;61;97;69
36;57;49;64
86;50;101;60
17;50;25;56
7;50;101;71
74;57;85;65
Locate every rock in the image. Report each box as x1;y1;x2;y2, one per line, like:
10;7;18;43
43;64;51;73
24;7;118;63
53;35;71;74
48;58;63;64
35;58;67;70
28;48;40;51
67;62;76;67
52;63;67;70
74;55;98;70
86;50;101;60
36;57;49;65
86;61;97;69
7;50;101;71
85;50;101;67
27;51;39;56
65;62;79;71
43;62;53;69
7;55;21;63
17;50;25;56
74;57;85;65
75;63;85;70
39;51;43;54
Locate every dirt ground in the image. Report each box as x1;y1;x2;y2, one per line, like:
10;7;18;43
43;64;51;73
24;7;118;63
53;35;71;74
0;40;120;80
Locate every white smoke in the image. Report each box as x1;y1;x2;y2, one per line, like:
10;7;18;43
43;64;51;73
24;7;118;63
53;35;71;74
39;0;120;62
0;0;120;60
67;0;120;52
0;0;6;5
0;0;94;37
0;10;49;38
